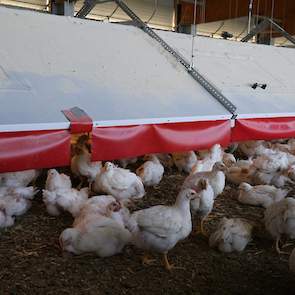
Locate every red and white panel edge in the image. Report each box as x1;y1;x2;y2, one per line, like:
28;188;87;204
2;109;295;172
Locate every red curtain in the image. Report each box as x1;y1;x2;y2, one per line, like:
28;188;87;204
232;117;295;142
92;120;231;161
0;130;71;172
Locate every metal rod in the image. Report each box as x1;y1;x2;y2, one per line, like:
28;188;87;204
146;0;158;24
247;0;254;33
190;0;197;68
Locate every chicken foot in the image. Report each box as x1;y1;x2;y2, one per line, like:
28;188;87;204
275;237;289;255
142;252;156;266
162;253;184;271
192;217;208;237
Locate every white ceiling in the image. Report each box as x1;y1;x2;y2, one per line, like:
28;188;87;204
0;0;293;46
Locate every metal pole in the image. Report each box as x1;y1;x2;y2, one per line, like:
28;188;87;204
190;0;197;68
247;0;254;34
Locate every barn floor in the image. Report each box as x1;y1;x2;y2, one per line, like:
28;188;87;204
1;167;295;295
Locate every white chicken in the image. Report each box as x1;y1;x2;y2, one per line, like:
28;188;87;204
190;179;214;235
0;186;37;199
238;140;268;157
76;195;117;218
209;217;253;253
0;209;14;228
253;170;276;186
264;197;295;253
0;169;39;188
0;188;37;227
71;144;102;186
253;170;294;187
119;157;138;168
256;145;295;167
253;153;289;173
127;189;197;271
93;162;145;204
271;172;294;188
56;188;89;217
0;195;32;217
238;182;288;208
59;201;131;257
74;195;130;229
154;153;174;168
197;144;223;162
45;169;72;192
182;162;226;198
42;187;88;217
136;154;164;187
207;144;224;162
192;144;223;173
226;166;256;185
172;151;197;173
222;152;236;168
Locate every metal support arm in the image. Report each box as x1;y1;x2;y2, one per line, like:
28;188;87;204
241;17;295;45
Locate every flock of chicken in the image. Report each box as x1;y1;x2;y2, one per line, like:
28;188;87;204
1;136;295;271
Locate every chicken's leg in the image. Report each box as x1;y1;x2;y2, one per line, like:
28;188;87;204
162;253;185;271
142;252;156;265
275;236;282;254
191;218;207;237
163;252;173;271
275;237;289;255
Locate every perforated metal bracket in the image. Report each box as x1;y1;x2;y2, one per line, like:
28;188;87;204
113;0;237;116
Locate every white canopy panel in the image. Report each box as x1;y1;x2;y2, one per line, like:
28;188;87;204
158;30;295;119
0;7;231;132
